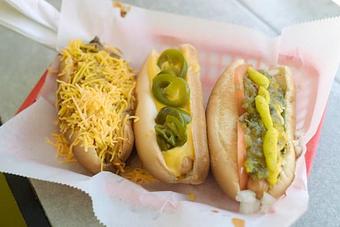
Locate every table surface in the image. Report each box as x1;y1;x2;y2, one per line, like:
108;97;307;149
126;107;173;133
1;0;340;226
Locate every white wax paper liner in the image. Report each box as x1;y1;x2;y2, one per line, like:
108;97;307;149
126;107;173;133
1;0;340;226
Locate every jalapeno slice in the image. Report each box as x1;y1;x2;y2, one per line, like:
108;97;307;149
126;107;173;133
155;107;191;125
157;49;188;78
156;69;177;77
155;115;188;151
152;73;190;107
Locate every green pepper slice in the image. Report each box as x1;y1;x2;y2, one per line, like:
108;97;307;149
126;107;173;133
152;73;190;107
155;115;188;151
156;69;177;77
155;107;191;125
157;49;188;78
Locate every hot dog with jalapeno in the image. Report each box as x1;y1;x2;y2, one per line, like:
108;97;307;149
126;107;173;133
134;45;209;184
207;60;297;205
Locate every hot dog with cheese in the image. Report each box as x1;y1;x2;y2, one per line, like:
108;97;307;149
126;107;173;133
53;38;135;174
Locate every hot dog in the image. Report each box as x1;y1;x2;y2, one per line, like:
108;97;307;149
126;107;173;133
207;60;297;205
134;44;209;184
53;38;136;174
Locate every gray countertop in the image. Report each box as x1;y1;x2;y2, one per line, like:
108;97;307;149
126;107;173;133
1;0;340;226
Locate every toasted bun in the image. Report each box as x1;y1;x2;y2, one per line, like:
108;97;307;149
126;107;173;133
56;54;134;174
207;60;296;199
72;121;134;174
207;60;244;198
134;44;209;184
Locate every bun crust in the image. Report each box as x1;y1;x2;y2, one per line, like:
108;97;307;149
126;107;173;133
207;60;245;199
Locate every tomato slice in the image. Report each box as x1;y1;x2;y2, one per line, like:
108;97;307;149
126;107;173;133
237;122;248;189
234;64;249;189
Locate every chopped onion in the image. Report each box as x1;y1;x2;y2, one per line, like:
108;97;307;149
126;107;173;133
236;190;277;214
260;192;276;213
236;190;260;214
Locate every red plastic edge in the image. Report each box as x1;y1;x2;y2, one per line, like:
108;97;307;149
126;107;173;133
305;113;325;175
17;72;324;175
17;71;48;114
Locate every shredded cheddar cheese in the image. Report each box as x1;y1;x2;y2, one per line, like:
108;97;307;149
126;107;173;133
120;167;156;184
54;39;135;171
187;192;197;201
48;134;75;162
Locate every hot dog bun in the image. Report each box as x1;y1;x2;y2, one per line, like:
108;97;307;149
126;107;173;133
207;60;296;199
134;44;209;184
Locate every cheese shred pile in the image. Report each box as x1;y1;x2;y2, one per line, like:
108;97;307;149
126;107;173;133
120;167;156;184
54;39;135;171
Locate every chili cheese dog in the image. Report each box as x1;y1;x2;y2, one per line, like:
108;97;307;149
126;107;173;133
54;38;136;174
134;44;209;184
207;60;296;201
